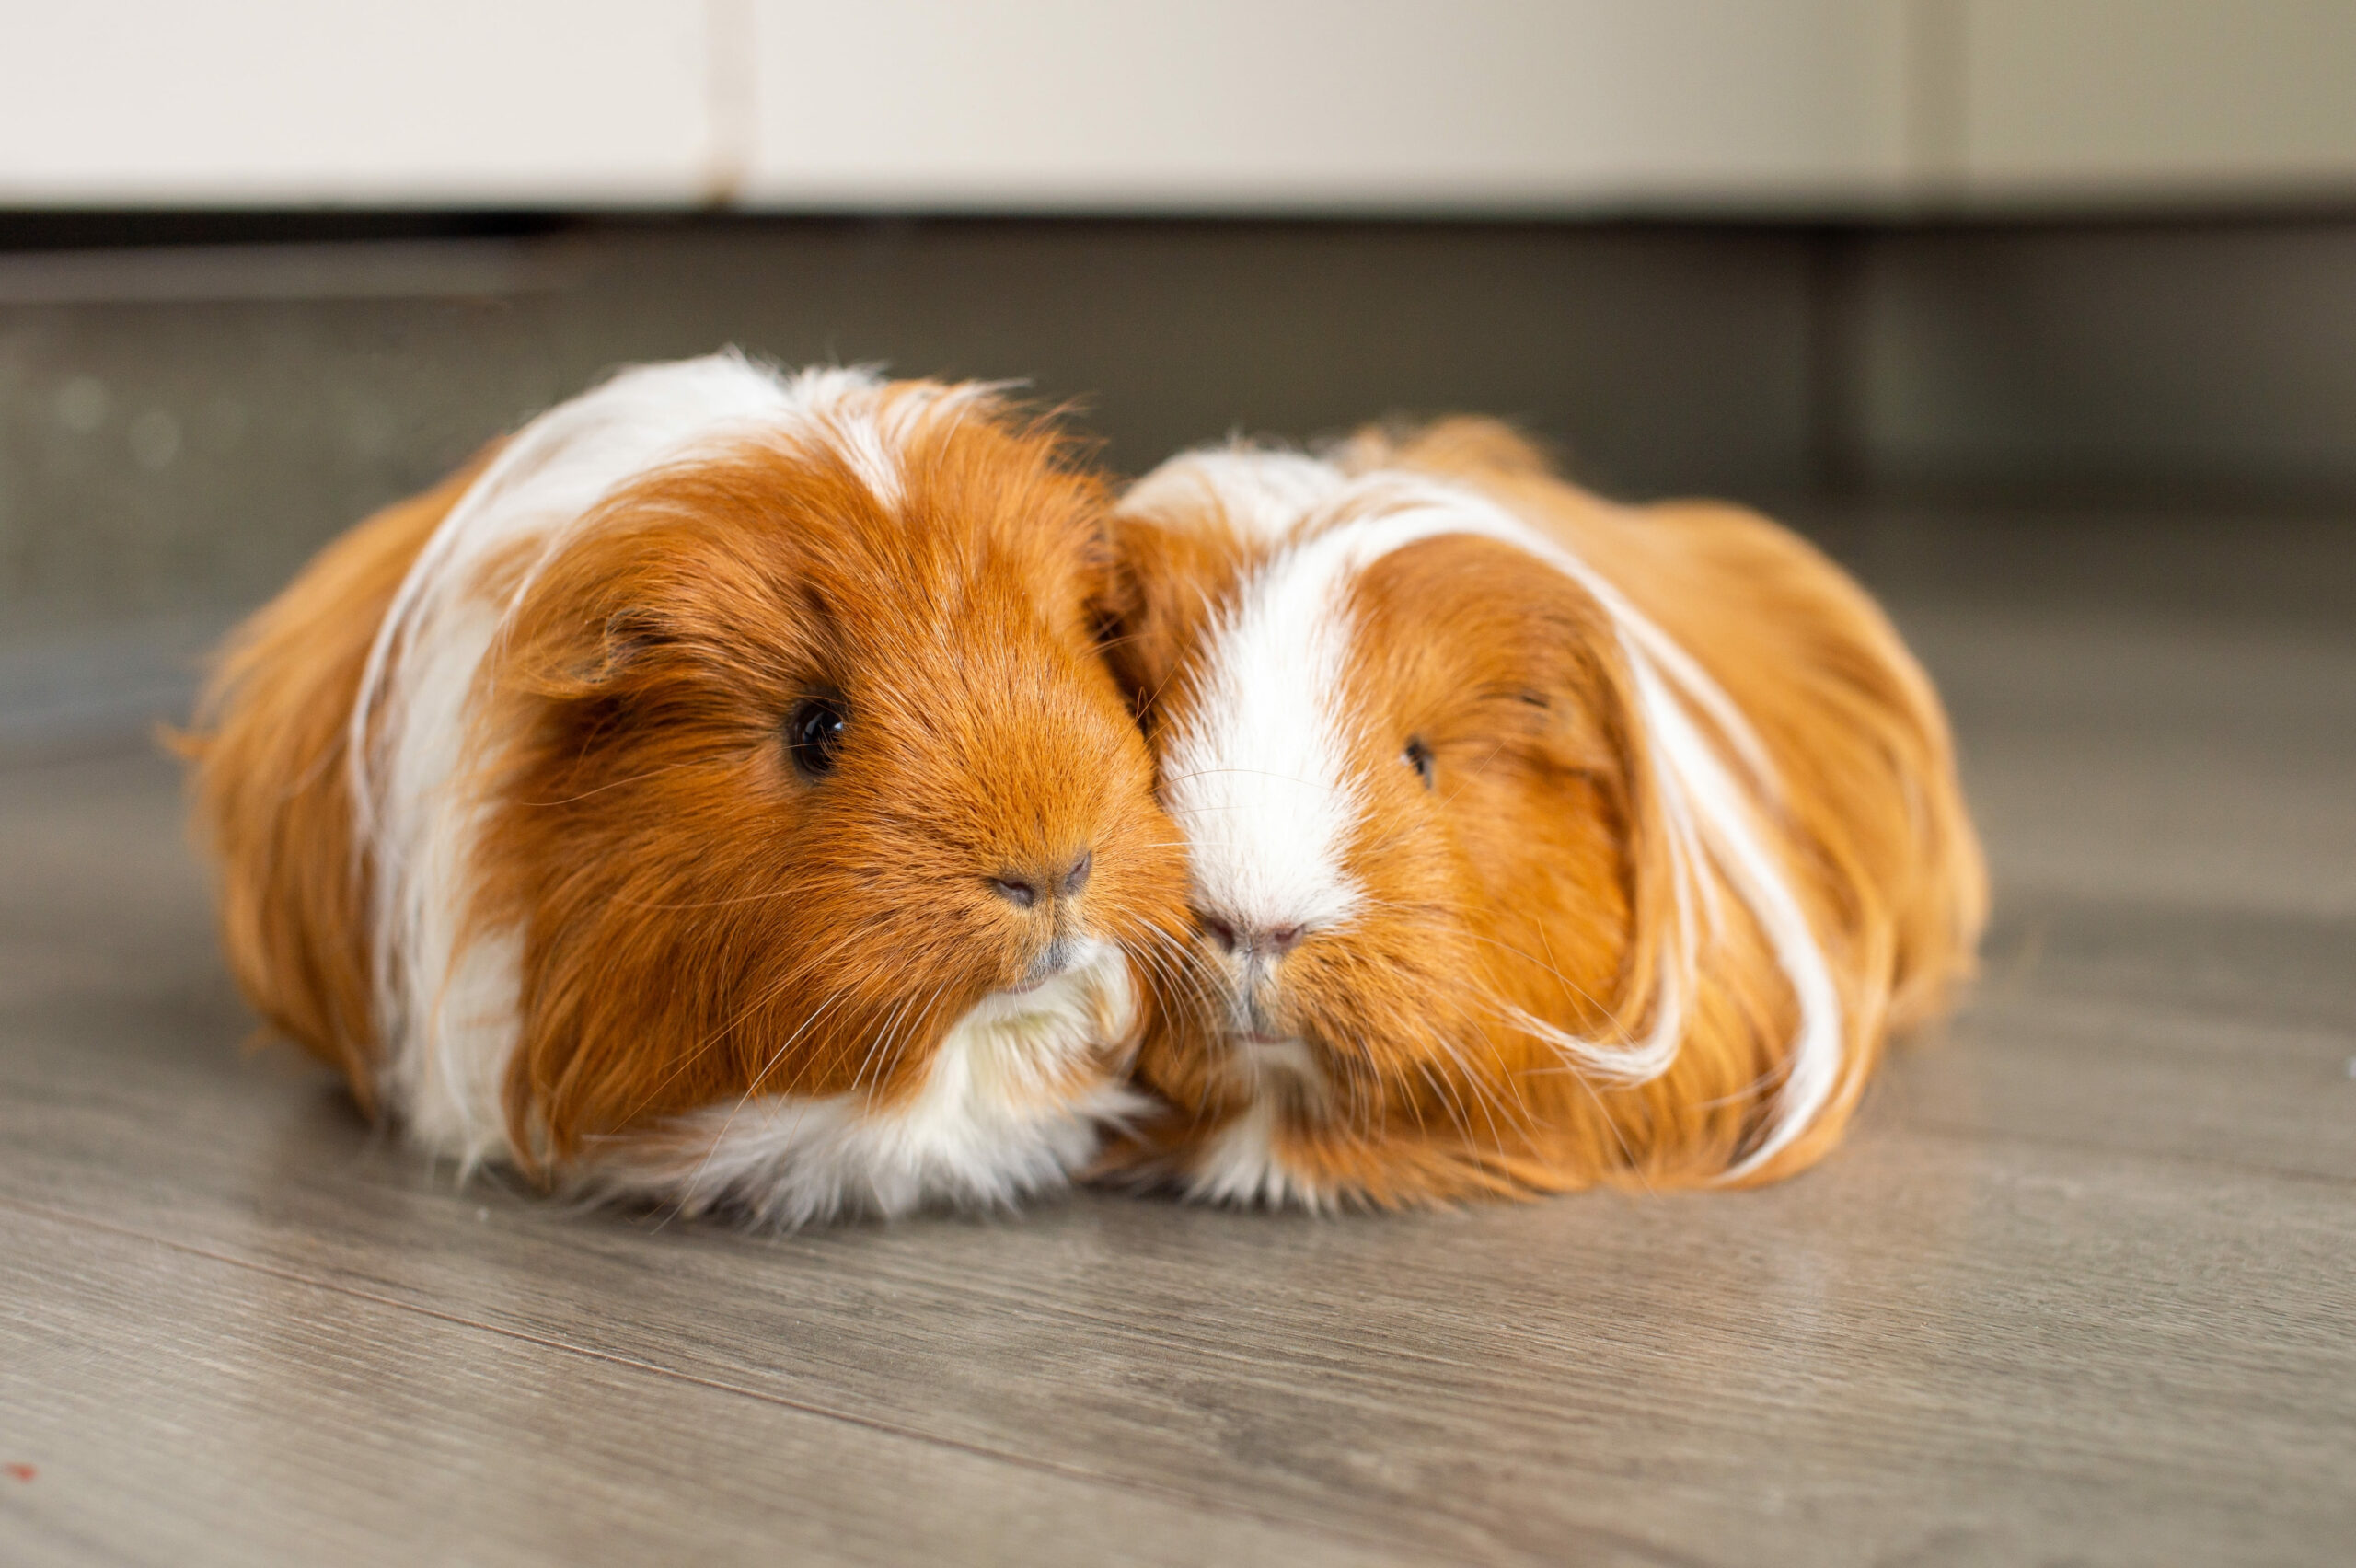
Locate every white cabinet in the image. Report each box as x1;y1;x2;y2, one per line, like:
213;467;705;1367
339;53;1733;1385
738;0;1911;213
1;1;2352;213
0;1;715;205
1952;0;2356;204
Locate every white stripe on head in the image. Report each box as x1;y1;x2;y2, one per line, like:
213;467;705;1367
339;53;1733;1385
1153;533;1368;938
794;364;906;505
1123;445;1842;1176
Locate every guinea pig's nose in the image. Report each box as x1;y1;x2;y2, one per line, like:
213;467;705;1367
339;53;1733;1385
989;849;1092;910
991;876;1041;909
1197;911;1304;960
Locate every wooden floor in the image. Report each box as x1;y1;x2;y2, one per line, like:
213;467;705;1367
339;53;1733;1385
3;514;2350;1566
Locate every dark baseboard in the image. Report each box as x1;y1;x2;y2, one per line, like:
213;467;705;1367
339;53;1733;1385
1;211;2351;652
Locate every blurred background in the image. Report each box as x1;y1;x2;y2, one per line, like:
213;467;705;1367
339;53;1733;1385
6;0;2356;748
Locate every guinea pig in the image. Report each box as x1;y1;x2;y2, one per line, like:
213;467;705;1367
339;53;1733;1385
185;352;1190;1226
1098;419;1986;1206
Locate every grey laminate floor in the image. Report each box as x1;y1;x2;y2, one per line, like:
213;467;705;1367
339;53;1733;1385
2;516;2351;1567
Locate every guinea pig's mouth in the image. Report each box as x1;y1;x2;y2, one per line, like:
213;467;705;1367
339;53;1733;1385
967;940;1125;1021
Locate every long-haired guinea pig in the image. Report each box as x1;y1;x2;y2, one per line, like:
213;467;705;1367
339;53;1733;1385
185;352;1190;1226
1099;419;1986;1206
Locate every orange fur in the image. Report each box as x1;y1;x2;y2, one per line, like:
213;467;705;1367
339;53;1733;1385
468;409;1186;1168
1105;421;1986;1203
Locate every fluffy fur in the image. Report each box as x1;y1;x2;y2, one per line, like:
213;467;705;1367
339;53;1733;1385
1102;420;1986;1205
186;352;1190;1223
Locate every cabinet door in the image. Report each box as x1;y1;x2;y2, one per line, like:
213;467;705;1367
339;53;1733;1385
739;0;1911;213
1956;0;2356;203
0;1;716;205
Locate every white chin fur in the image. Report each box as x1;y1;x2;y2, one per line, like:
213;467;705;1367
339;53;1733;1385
1170;1036;1334;1212
1183;1097;1329;1212
580;949;1143;1228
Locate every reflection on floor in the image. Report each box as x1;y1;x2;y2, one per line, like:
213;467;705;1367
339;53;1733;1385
2;515;2350;1566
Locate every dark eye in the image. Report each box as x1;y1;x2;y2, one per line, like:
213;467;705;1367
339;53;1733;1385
1403;735;1436;790
786;695;848;779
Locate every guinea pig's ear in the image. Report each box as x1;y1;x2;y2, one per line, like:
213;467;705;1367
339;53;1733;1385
528;602;669;696
1530;582;1651;786
1380;532;1633;786
582;607;666;685
1096;513;1215;721
1515;661;1628;784
501;581;677;702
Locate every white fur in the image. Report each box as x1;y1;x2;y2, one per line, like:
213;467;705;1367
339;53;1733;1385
588;945;1142;1227
1181;1036;1334;1209
1185;1097;1328;1210
1153;500;1369;945
346;352;1133;1213
1120;446;1348;545
1120;446;1844;1190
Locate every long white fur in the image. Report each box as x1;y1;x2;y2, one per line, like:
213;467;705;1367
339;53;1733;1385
355;352;802;1167
1118;448;1844;1193
343;352;1134;1218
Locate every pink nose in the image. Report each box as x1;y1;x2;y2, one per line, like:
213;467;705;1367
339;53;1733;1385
1197;912;1305;960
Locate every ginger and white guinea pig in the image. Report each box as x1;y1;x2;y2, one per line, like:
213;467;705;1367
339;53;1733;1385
187;352;1190;1226
1101;419;1987;1206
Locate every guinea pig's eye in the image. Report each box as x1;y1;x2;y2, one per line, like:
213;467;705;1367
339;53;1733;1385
785;695;849;780
1403;735;1436;790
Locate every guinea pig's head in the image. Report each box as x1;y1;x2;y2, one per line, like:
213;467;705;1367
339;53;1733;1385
1103;448;1728;1208
368;362;1189;1223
